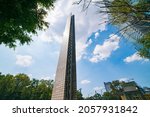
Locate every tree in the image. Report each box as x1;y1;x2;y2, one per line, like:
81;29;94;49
34;79;54;100
13;74;30;99
105;0;150;58
76;88;84;100
0;73;54;100
75;0;150;59
102;92;120;100
85;92;102;100
0;0;55;48
100;80;125;100
84;80;123;100
138;32;150;58
0;74;15;99
110;80;124;100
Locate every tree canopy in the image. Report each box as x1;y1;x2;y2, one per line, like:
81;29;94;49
138;32;150;58
106;0;150;58
76;88;84;100
0;73;54;100
0;0;55;48
0;72;84;100
85;92;102;100
75;0;150;59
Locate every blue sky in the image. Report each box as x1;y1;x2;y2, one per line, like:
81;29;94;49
0;0;150;97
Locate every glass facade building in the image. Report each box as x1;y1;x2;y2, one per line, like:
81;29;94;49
51;15;77;100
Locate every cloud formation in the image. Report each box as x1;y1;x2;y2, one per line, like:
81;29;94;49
119;78;129;82
90;34;120;63
16;55;33;67
93;86;104;91
87;39;92;45
124;52;149;63
80;80;91;84
76;39;93;61
95;32;99;39
40;73;56;80
39;0;108;61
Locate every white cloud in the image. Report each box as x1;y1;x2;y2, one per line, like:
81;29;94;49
53;73;56;78
119;78;129;82
28;74;33;78
124;52;149;63
39;32;53;43
16;55;33;67
95;32;99;39
38;30;62;44
80;80;91;84
40;76;51;80
76;41;87;61
40;73;56;80
76;39;92;61
87;39;92;46
93;86;104;91
90;34;120;63
38;0;108;61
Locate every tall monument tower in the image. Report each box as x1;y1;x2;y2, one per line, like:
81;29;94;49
51;14;77;100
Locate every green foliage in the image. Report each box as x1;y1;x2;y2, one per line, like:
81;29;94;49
86;80;124;100
0;73;54;100
0;0;55;48
76;89;84;100
109;0;149;24
109;80;124;100
84;80;125;100
102;92;120;100
138;32;150;58
108;0;150;59
75;0;150;58
85;92;102;100
109;0;132;24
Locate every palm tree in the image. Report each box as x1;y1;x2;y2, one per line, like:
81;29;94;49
75;0;150;58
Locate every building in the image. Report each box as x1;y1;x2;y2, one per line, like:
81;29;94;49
104;82;112;92
143;87;150;100
143;87;150;94
104;80;147;100
51;14;77;100
121;81;145;100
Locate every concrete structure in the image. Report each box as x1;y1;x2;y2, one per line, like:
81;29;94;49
104;80;146;100
104;82;112;92
143;87;150;100
51;14;77;100
143;87;150;94
121;81;145;100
